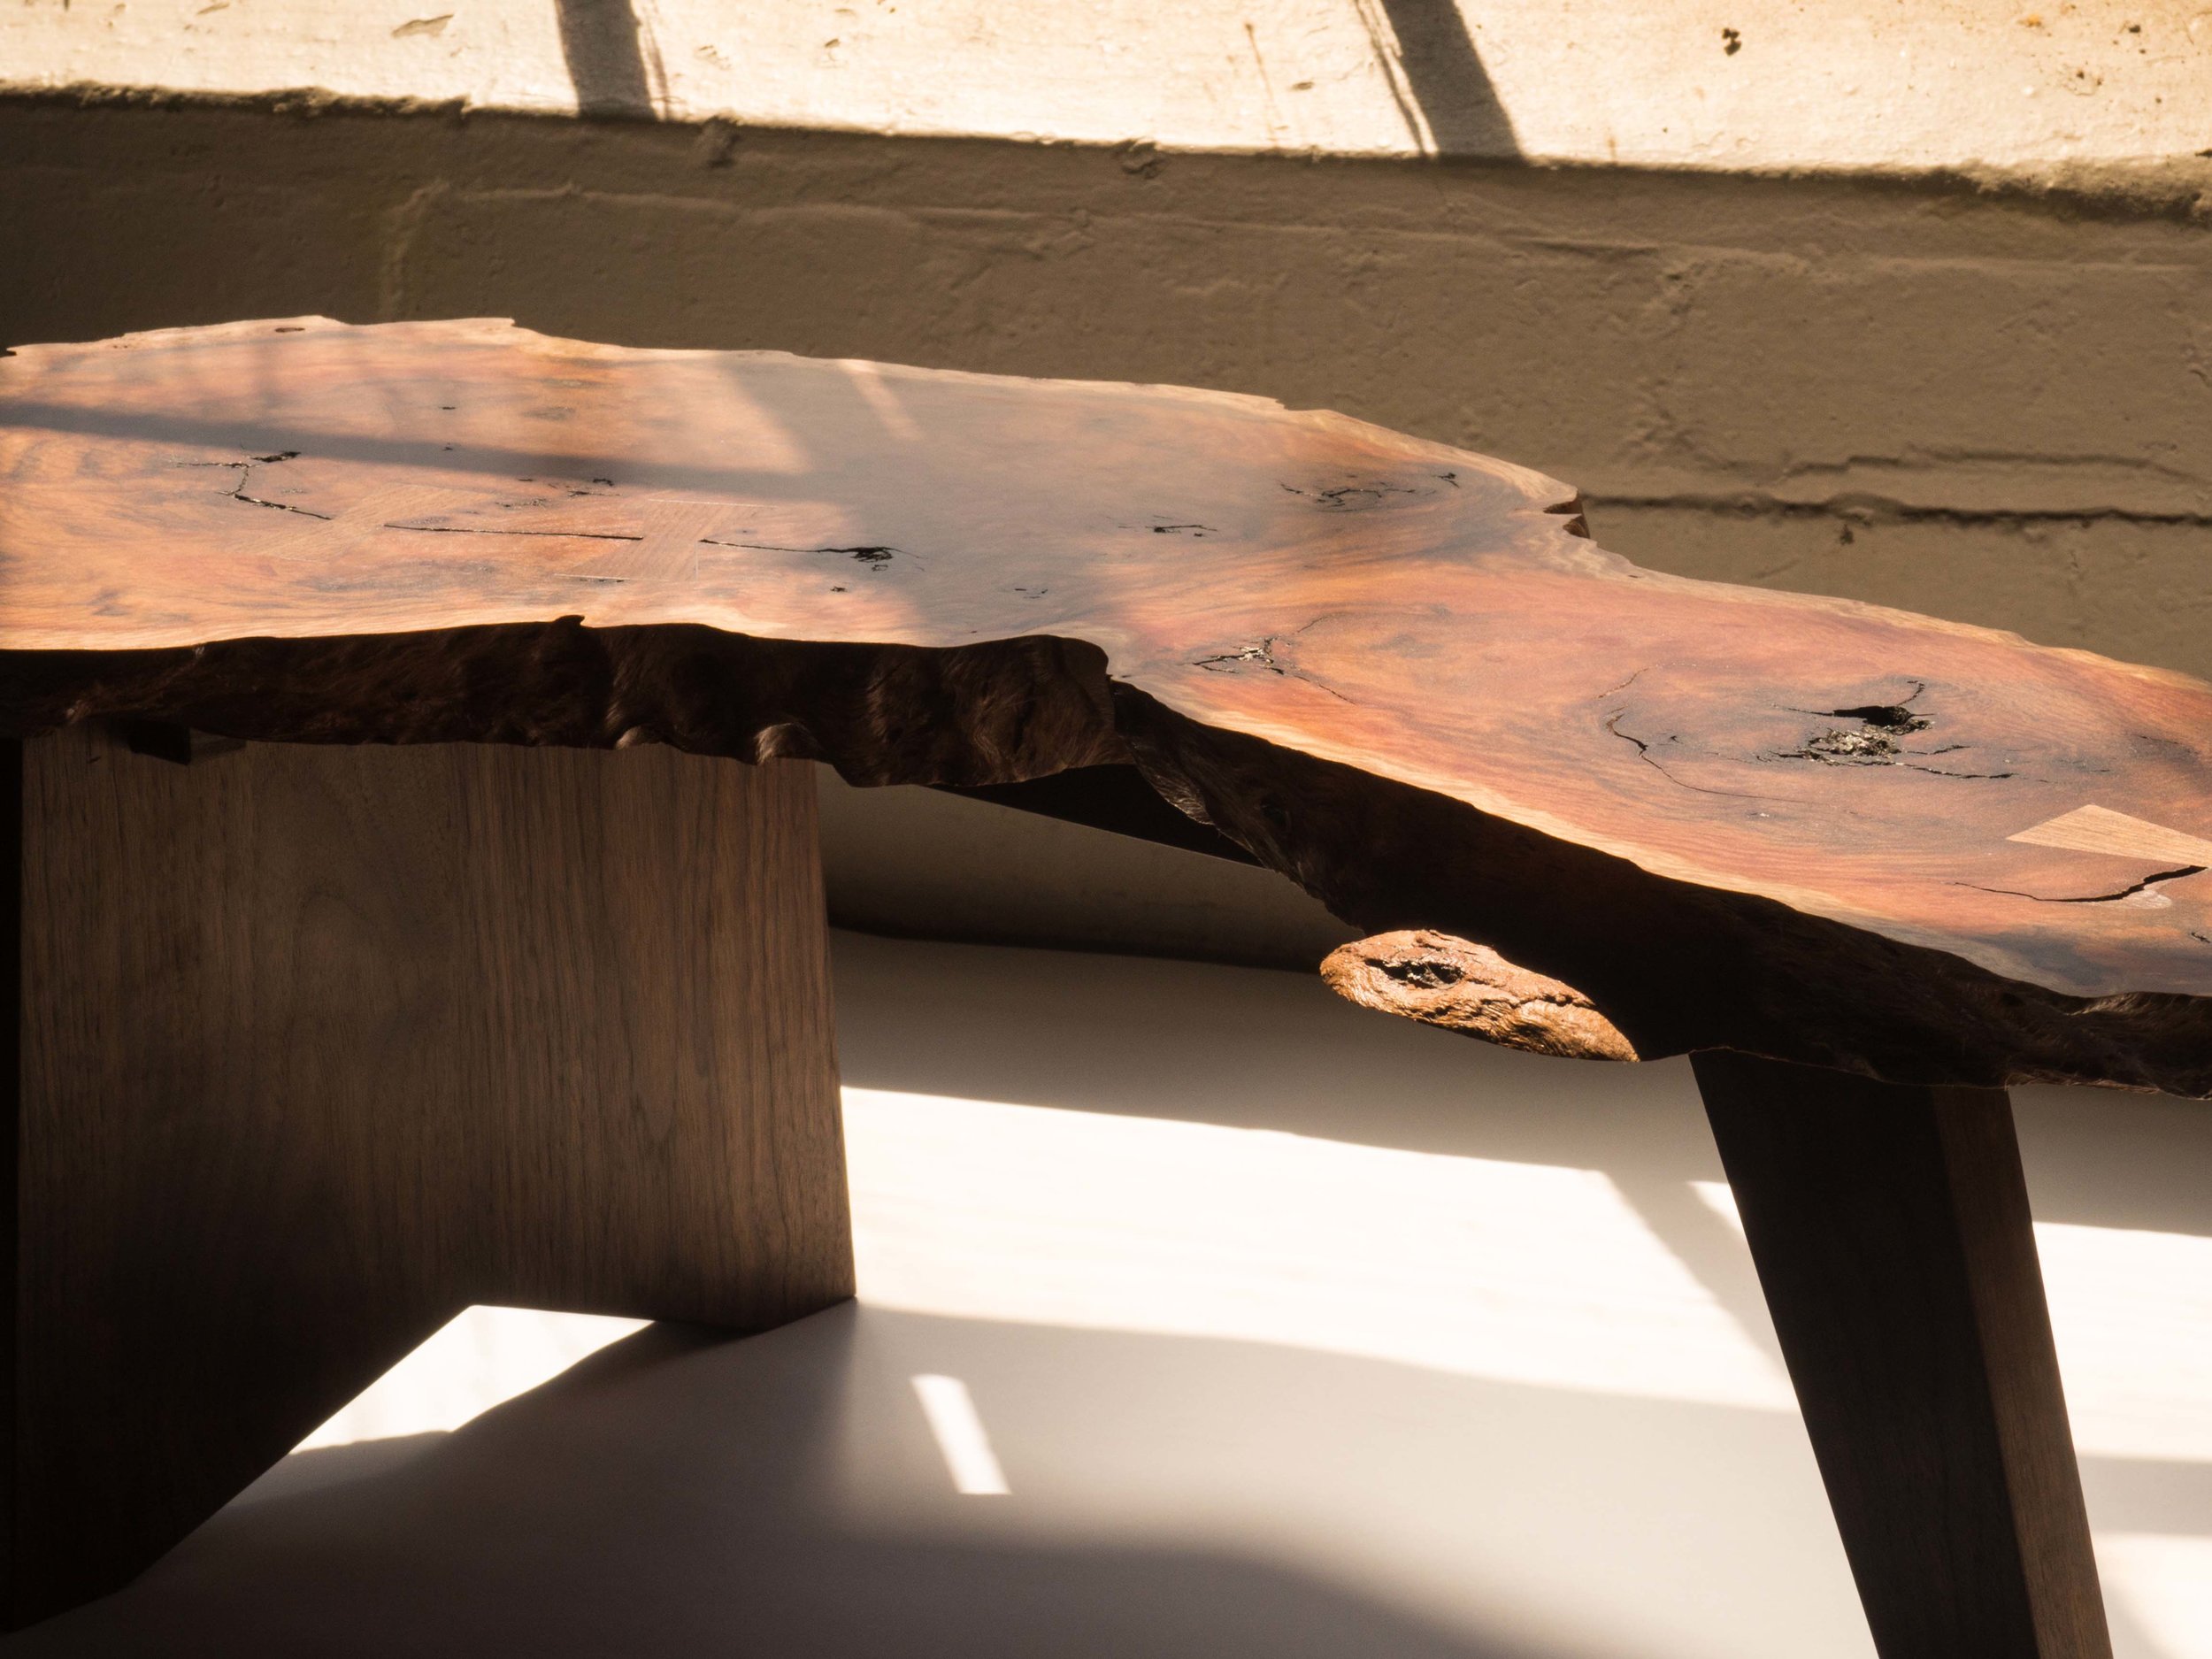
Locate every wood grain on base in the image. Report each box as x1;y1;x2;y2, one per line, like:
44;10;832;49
4;727;850;1625
1;318;2208;1094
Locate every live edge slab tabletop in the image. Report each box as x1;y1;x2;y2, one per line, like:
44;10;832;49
2;317;2207;1654
3;317;2208;1094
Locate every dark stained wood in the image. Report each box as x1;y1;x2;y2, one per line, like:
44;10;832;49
1694;1051;2109;1659
4;725;851;1626
939;764;1262;864
2;318;2207;1094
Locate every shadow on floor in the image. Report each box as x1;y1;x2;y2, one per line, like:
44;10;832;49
9;934;2203;1657
8;1310;1623;1659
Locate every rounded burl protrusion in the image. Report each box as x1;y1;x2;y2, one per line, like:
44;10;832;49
1321;930;1640;1063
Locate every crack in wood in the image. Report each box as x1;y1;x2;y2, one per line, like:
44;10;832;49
1965;865;2205;905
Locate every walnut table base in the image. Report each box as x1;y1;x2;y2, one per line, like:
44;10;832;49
4;728;853;1626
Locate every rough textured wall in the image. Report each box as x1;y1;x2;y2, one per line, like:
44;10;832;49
4;95;2207;962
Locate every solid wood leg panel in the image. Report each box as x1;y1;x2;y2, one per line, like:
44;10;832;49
1694;1050;2108;1659
4;728;853;1626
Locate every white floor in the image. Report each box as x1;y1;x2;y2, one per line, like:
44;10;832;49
10;932;2212;1657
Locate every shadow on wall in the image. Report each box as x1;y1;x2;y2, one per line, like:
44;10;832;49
555;0;1517;155
555;0;657;119
1365;0;1519;156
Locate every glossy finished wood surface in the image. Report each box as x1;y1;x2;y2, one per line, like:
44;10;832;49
2;318;2208;1093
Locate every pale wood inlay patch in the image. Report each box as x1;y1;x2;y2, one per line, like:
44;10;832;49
571;497;726;582
2008;804;2212;867
241;482;473;560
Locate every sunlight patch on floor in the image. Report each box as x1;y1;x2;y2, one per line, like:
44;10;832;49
274;1073;2212;1659
2098;1534;2212;1659
910;1373;1013;1495
846;1086;1794;1409
296;1307;646;1450
2038;1223;2212;1464
1694;1179;2212;1463
299;1094;2212;1489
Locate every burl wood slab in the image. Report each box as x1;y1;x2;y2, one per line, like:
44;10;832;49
4;318;2208;1095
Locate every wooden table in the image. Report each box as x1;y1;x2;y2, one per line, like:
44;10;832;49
4;318;2207;1652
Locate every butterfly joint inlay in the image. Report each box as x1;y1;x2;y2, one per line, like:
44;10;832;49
2008;805;2212;869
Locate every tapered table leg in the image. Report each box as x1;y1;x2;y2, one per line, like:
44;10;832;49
4;727;854;1626
1693;1050;2108;1659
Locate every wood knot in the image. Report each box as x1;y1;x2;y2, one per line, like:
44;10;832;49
1320;931;1639;1063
